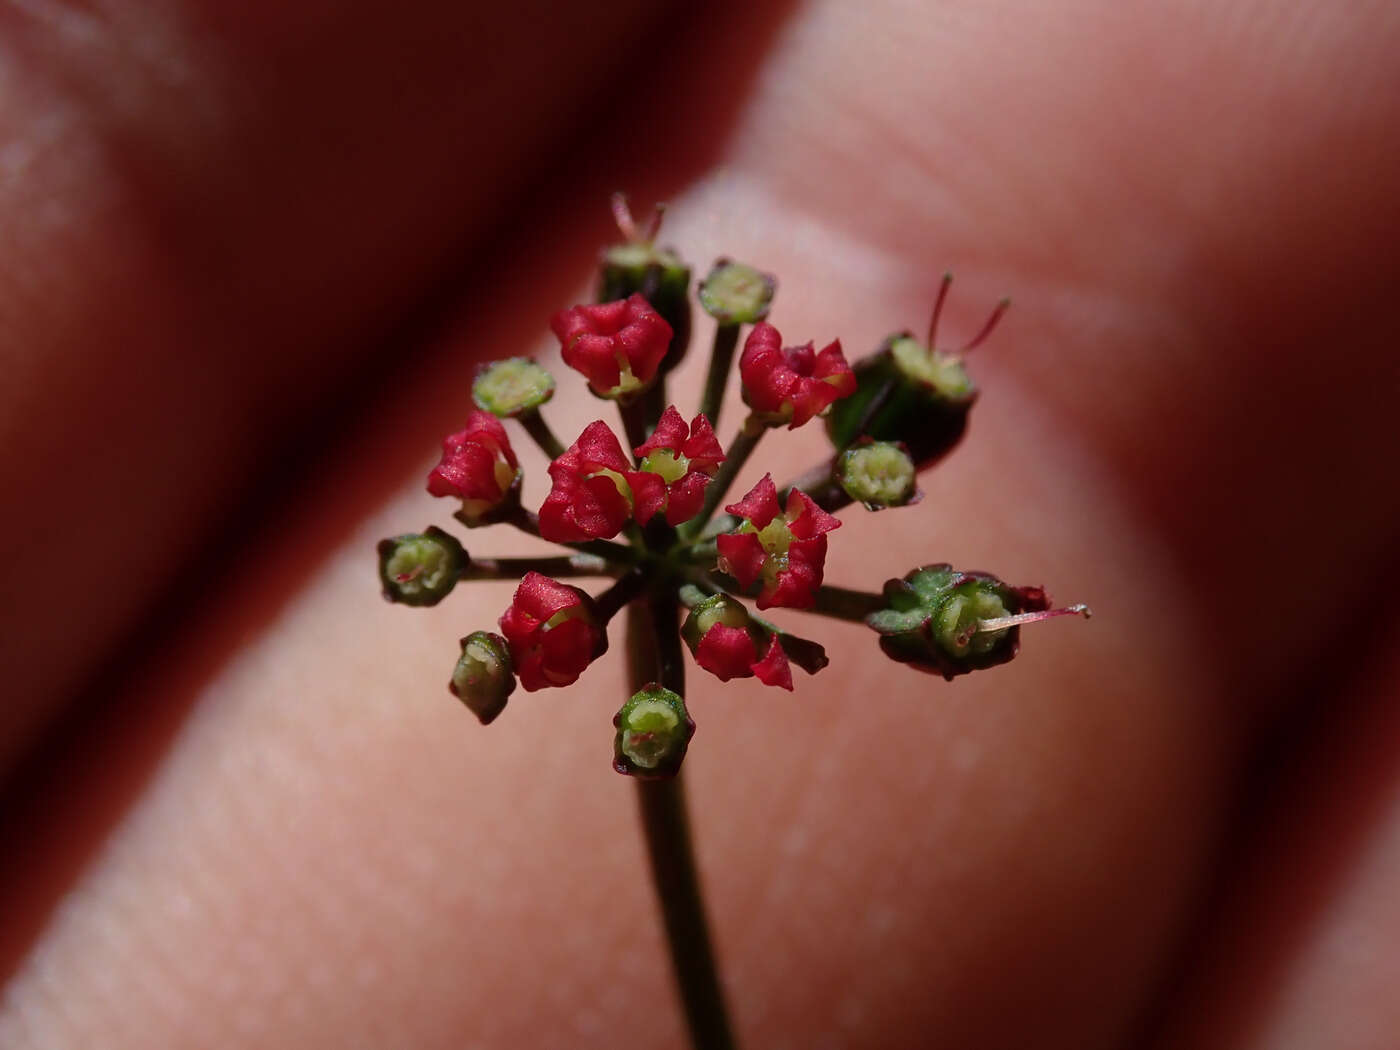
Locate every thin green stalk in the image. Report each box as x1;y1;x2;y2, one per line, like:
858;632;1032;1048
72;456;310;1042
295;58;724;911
519;410;566;460
684;424;765;540
697;323;740;429
778;457;849;514
460;553;621;581
506;507;636;563
627;592;737;1050
808;584;886;622
595;566;651;623
620;384;664;454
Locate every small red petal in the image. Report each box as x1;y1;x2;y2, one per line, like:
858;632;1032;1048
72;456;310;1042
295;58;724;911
537;617;596;687
694;623;759;681
682;413;725;473
626;470;668;526
635;405;689;458
725;474;782;529
427;442;498;499
751;635;794;690
813;340;855;390
759;536;828;610
785;489;842;540
510;571;582;622
664;472;709;526
459;411;519;468
572;420;631;473
427;411;518;499
716;532;768;589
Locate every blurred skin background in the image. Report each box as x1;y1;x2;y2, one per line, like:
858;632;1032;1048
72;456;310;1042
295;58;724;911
1;0;1398;1046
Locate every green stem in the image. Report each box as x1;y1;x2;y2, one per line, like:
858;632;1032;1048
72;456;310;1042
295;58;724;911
506;507;636;563
778;457;850;514
461;553;621;580
683;423;765;540
809;584;885;622
595;566;651;623
519;410;566;460
697;323;740;429
627;593;737;1050
699;569;885;626
620;384;664;454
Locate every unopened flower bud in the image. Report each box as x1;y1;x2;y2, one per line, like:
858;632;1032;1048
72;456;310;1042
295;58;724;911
835;440;919;510
825;279;1007;466
377;527;467;607
450;631;516;724
613;684;695;778
598;194;691;374
472;358;556;418
866;564;1088;680
698;258;776;325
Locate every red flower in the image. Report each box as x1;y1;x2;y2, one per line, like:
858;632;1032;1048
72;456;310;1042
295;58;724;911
715;474;841;609
427;411;520;523
695;624;792;690
630;406;725;527
499;572;608;691
739;321;856;428
538;421;635;542
682;592;793;689
551;293;674;399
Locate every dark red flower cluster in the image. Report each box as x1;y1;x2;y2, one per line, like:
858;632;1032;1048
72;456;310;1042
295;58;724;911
716;474;841;609
539;408;723;542
426;411;520;523
551;294;673;399
739;322;856;428
499;572;607;691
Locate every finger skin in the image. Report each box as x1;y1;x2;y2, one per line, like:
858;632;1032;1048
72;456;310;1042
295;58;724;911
0;0;665;773
3;1;1400;1048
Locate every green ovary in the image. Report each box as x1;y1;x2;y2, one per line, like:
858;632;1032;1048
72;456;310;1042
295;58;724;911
387;539;452;597
935;587;1009;657
843;443;914;503
622;701;682;768
641;449;690;484
890;337;973;400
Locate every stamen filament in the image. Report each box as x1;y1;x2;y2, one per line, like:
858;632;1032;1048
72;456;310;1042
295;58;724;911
961;297;1011;353
927;271;953;348
976;604;1091;632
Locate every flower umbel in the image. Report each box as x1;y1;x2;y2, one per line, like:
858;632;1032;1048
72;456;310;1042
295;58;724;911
378;197;1090;1050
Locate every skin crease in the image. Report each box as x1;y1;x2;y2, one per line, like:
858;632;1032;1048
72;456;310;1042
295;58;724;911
1;0;1399;1047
